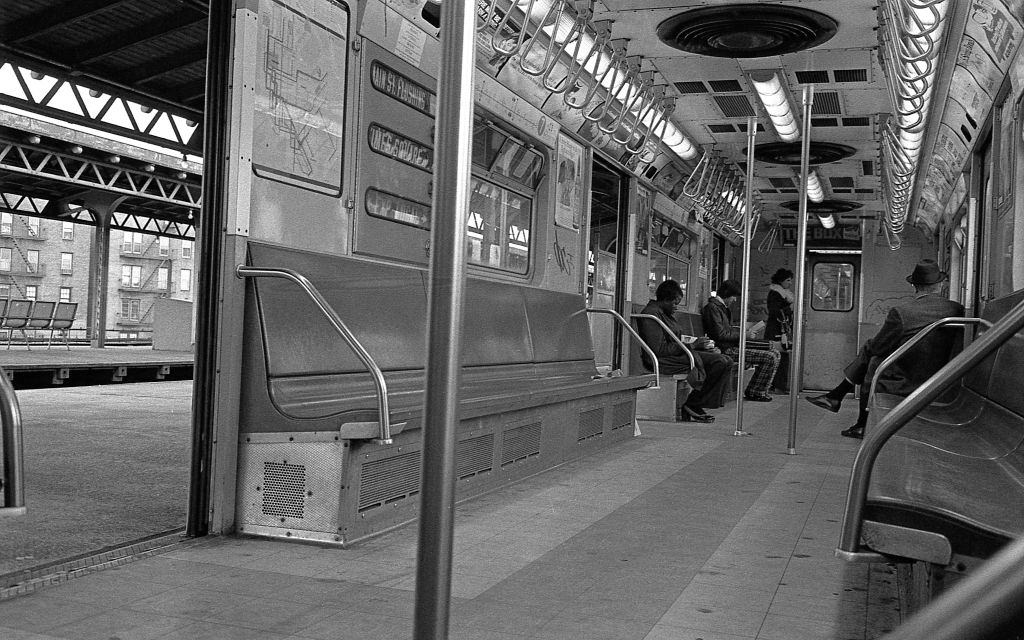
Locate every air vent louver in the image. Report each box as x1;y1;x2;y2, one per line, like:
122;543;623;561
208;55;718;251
834;69;868;82
812;92;842;115
714;95;755;117
708;79;743;92
843;117;871;127
751;142;855;165
708;124;737;133
796;70;829;83
812;118;839;127
675;81;708;94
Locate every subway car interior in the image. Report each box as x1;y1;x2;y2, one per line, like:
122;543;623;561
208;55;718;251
2;0;1024;638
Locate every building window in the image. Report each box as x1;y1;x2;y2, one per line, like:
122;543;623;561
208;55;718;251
59;287;72;303
27;217;39;236
26;249;39;273
0;248;10;272
181;240;193;259
25;285;37;301
0;285;9;300
121;298;141;321
122;231;143;254
0;213;11;235
157;266;169;290
62;221;74;240
180;268;192;292
60;252;73;274
159;237;170;256
121;264;142;288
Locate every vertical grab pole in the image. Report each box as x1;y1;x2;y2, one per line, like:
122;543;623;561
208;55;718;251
733;117;757;436
0;367;26;516
787;85;814;454
414;0;476;638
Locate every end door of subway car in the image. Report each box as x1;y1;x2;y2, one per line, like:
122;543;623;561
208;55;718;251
802;250;862;391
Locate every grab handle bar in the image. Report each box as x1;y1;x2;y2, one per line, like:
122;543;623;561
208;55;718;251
837;300;1024;560
583;308;660;388
236;265;395;445
868;317;990;409
0;367;26;516
629;313;697;372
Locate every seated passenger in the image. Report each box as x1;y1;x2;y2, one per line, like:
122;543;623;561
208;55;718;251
806;259;965;439
701;279;781;402
637;280;732;423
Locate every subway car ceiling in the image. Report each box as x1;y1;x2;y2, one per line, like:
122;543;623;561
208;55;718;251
404;0;1018;248
2;0;1019;250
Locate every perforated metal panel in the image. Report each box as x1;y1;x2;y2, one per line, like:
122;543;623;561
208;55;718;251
237;436;342;540
457;434;494;479
262;462;305;518
713;94;755;117
501;422;542;467
358;451;420;512
611;401;634;431
577;407;604;442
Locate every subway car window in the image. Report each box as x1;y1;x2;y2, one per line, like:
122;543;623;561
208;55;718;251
811;263;856;312
468;178;531;273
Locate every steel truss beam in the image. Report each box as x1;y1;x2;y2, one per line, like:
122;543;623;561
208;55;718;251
1;52;203;154
0;140;202;208
0;192;195;240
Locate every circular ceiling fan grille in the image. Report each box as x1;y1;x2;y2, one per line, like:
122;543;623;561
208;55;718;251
751;142;856;165
779;199;864;214
657;5;838;58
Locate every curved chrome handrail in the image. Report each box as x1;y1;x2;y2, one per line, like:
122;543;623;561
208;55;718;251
584;308;660;388
0;366;26;516
236;265;395;445
836;300;1024;560
867;317;991;408
629;313;697;372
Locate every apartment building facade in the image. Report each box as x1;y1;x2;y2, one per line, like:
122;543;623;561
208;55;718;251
0;212;195;340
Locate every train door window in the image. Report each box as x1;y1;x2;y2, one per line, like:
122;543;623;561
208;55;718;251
810;262;855;311
649;215;693;303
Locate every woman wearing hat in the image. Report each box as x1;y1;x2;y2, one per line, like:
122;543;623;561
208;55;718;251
806;259;965;439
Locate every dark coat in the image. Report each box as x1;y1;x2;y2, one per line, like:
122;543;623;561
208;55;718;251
765;287;793;342
854;293;965;396
700;297;741;348
636;300;697;376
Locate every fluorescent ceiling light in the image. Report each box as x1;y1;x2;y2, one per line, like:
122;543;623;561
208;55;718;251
805;170;824;203
750;71;798;142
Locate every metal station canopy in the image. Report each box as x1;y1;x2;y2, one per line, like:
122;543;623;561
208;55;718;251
0;0;209;237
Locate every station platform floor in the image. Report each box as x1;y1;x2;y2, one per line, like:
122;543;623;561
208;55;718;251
0;394;900;640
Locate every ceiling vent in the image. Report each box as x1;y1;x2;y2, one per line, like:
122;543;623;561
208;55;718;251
780;199;864;214
834;69;868;82
843;117;871;127
708;123;737;133
675;81;708;94
714;95;756;117
812;118;839;127
862;160;875;175
751;142;856;165
657;5;838;58
812;92;842;114
708;79;744;92
795;70;829;84
830;176;856;188
769;177;795;188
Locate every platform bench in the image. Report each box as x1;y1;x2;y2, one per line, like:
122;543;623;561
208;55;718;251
236;242;653;544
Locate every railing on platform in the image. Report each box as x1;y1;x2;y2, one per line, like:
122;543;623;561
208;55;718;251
0;365;26;516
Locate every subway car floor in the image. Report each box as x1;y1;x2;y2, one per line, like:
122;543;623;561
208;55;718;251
0;393;900;640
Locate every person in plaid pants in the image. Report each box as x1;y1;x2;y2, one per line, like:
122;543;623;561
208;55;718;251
701;279;781;402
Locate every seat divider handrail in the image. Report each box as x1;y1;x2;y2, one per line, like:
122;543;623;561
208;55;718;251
628;312;699;386
867;317;990;408
837;300;1024;557
584;308;661;388
0;366;26;516
236;265;394;445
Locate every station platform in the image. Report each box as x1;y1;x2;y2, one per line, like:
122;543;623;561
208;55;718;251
0;394;900;639
0;346;193;388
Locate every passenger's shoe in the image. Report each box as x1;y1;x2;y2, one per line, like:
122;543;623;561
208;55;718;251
840;426;864;439
744;393;772;402
678;407;715;423
806;393;841;413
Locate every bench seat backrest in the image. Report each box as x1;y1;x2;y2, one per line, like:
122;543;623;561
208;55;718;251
970;291;1024;417
247;242;596;380
2;300;33;329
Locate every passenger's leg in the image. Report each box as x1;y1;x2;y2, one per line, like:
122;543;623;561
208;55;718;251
685;352;732;414
742;349;780;400
807;346;871;412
